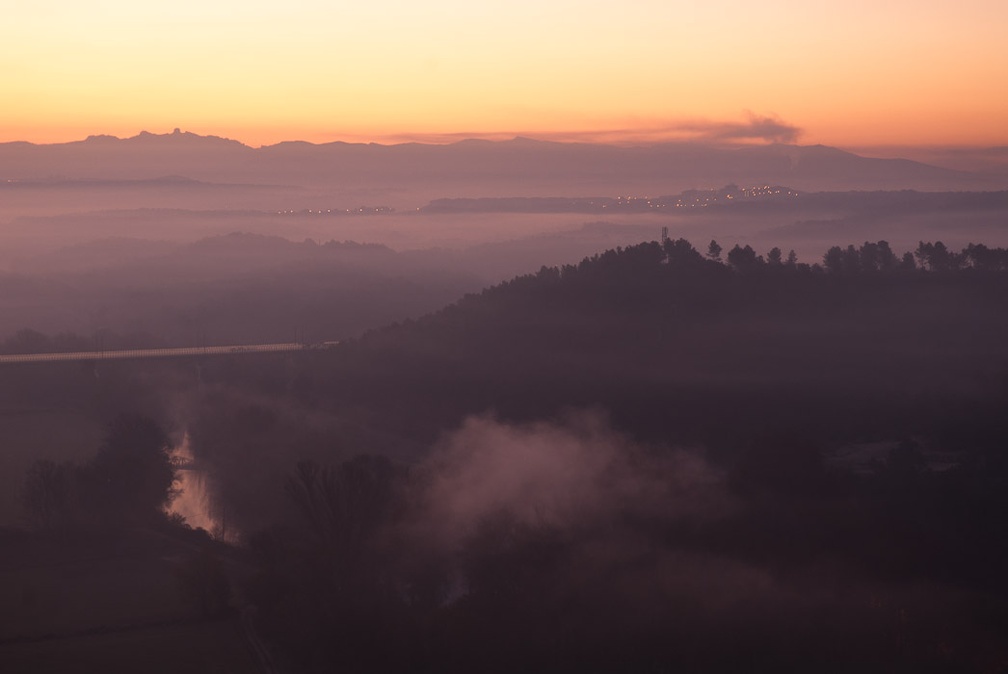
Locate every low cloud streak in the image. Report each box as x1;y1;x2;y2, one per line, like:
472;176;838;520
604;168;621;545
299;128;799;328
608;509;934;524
354;112;802;146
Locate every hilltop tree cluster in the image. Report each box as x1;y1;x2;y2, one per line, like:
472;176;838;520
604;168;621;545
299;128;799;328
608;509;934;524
702;238;1008;274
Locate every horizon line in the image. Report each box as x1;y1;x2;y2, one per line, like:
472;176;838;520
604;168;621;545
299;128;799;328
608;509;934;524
4;129;1007;155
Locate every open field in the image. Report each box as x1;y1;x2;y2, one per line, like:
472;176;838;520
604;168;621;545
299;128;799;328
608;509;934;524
0;528;261;673
0;618;259;674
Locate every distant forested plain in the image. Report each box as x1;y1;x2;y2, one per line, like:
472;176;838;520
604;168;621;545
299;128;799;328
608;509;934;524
3;235;1008;672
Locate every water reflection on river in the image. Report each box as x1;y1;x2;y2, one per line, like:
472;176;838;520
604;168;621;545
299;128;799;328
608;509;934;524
167;433;234;541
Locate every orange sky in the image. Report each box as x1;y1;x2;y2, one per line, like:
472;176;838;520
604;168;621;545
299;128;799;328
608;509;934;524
2;1;1006;148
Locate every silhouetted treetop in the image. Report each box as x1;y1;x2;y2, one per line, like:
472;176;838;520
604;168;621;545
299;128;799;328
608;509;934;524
79;413;176;523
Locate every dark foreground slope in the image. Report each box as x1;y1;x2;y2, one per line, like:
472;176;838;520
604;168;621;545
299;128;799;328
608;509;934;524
199;240;1008;673
7;239;1008;672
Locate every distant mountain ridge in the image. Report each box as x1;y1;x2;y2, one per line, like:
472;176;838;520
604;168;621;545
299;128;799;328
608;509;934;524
0;131;996;195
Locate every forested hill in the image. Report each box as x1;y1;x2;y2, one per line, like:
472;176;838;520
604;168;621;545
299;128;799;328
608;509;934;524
243;240;1008;674
9;239;1008;673
291;239;1008;451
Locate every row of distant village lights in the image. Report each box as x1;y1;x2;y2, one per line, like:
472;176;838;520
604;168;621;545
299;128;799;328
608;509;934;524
603;185;799;209
276;206;394;215
274;186;798;215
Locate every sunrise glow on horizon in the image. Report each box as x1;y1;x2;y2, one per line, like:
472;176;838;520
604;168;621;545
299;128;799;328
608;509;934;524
3;0;1007;149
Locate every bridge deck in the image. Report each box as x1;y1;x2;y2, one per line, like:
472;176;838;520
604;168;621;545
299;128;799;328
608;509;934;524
0;342;338;364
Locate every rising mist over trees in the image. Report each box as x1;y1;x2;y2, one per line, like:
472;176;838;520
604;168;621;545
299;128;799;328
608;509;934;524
229;238;1008;672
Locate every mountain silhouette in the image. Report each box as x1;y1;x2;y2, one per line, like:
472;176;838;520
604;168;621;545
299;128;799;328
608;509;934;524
0;132;992;194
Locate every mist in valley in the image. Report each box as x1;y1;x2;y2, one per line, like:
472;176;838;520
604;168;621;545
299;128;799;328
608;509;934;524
2;134;1008;672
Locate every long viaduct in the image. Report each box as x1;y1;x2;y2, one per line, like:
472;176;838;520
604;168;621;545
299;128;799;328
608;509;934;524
0;341;339;365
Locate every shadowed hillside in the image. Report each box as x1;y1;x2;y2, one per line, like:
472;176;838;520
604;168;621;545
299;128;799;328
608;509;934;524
285;239;1008;450
5;238;1008;673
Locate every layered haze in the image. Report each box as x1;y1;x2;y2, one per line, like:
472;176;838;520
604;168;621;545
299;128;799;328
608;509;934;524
4;1;1008;669
2;133;1006;345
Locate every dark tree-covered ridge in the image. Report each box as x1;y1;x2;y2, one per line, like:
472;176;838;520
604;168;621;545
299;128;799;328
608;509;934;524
281;238;1007;452
233;239;1008;672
